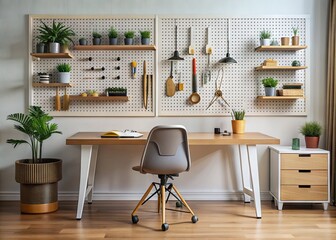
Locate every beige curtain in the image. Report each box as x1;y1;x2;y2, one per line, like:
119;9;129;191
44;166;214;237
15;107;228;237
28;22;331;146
326;0;336;205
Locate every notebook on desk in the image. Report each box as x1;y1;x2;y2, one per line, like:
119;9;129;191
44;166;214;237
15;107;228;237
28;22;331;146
101;130;143;138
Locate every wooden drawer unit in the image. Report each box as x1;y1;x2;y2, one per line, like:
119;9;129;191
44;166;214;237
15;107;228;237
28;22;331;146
269;146;329;210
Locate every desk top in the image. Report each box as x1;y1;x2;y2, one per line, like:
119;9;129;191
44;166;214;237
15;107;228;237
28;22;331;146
66;132;280;146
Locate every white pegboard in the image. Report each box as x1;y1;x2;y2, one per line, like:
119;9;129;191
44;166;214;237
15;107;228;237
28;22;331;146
30;16;156;116
158;17;308;116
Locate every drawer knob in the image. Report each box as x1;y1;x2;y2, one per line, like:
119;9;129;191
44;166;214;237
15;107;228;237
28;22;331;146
298;170;311;173
299;154;311;157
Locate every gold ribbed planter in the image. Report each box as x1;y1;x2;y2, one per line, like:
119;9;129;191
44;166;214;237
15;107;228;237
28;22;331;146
15;159;62;214
231;120;245;134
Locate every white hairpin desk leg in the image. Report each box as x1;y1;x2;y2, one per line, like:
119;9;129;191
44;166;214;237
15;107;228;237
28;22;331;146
247;145;262;219
76;145;93;220
239;145;251;203
87;145;99;204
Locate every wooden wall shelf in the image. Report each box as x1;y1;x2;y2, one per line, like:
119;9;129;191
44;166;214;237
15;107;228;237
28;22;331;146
32;83;72;87
255;66;307;71
73;45;156;51
257;96;304;100
30;53;73;58
69;95;129;101
255;45;307;51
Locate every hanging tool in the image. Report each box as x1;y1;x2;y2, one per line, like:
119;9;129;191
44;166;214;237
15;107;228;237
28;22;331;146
206;67;230;110
131;61;137;79
203;27;212;85
188;27;195;55
188;58;201;104
177;70;183;91
143;61;148;109
202;54;211;86
63;87;70;110
166;61;175;97
55;87;61;111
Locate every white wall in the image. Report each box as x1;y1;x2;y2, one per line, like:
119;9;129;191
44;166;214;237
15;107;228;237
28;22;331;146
0;0;329;200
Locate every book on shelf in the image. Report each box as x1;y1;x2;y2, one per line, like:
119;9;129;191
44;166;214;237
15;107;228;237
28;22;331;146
101;130;143;138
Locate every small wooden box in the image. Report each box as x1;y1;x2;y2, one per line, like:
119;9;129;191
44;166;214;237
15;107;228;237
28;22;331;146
263;59;278;66
278;89;304;96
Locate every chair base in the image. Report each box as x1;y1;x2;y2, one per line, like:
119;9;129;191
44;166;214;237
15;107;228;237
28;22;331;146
131;175;198;231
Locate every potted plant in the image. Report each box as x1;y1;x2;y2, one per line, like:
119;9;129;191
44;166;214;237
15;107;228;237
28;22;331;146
36;40;47;53
37;20;75;53
300;121;322;148
281;36;290;46
124;31;135;45
79;37;87;45
92;32;102;45
106;87;127;96
262;77;278;96
260;29;271;46
7;106;62;213
108;27;118;45
140;30;150;45
56;63;71;83
231;109;245;134
292;27;299;46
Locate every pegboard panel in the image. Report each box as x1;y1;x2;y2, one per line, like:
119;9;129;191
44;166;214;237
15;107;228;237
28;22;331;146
158;17;308;116
30;16;156;116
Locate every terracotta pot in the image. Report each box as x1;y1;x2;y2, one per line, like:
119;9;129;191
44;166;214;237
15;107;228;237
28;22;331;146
231;120;245;134
305;136;319;148
292;36;299;45
281;37;290;46
15;158;62;214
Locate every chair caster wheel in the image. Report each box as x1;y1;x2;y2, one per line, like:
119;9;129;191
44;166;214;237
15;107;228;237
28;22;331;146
191;215;198;223
161;223;169;231
176;201;182;208
131;215;139;224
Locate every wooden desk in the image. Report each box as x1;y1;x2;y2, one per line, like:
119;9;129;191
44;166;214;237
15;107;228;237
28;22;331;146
66;132;280;220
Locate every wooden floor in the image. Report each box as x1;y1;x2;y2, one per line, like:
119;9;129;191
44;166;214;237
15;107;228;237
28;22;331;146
0;200;336;239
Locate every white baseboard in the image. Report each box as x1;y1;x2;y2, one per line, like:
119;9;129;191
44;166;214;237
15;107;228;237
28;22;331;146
0;191;272;201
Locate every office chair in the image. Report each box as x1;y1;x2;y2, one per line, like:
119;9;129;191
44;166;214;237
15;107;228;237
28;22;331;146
131;125;198;231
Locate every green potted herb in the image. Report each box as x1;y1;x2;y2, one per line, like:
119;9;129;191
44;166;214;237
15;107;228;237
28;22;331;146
260;29;271;46
106;87;127;96
7;106;62;213
300;121;322;148
140;30;150;45
262;77;278;96
56;63;71;83
124;31;135;45
292;26;299;45
231;109;245;134
92;32;102;45
108;27;118;45
37;20;75;53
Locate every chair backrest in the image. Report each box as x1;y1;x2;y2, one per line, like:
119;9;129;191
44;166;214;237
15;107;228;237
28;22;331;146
139;125;191;175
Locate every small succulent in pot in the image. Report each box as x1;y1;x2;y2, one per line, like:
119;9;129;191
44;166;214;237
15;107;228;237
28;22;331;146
140;30;150;45
92;32;102;45
124;31;135;45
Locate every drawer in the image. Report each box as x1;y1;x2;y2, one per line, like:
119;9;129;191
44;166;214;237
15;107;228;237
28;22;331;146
281;185;328;201
281;170;327;185
281;153;328;170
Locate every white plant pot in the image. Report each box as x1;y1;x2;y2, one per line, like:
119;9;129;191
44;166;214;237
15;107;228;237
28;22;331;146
260;39;271;46
58;72;70;83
